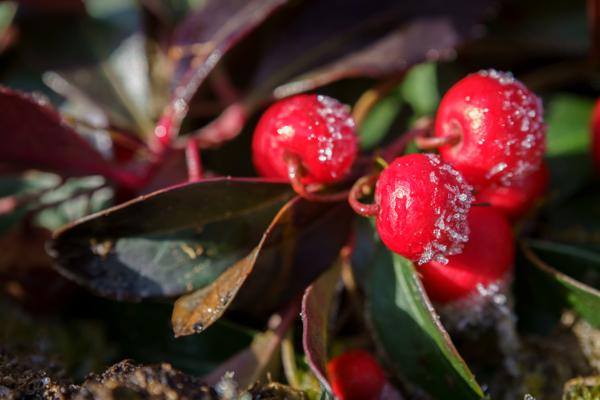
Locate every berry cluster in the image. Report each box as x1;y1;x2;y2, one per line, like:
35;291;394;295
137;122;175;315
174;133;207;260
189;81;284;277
252;70;546;318
251;70;547;397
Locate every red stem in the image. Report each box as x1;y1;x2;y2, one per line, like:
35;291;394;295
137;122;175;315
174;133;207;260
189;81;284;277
185;138;203;182
348;174;380;217
414;133;460;150
285;154;349;202
380;117;434;161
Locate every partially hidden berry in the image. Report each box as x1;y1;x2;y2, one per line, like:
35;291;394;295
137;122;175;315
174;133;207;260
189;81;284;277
434;69;546;189
476;162;549;221
374;153;473;265
419;206;514;304
252;94;357;184
592;98;600;174
327;350;386;400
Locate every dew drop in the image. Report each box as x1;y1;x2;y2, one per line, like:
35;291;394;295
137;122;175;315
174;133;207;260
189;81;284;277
193;322;204;332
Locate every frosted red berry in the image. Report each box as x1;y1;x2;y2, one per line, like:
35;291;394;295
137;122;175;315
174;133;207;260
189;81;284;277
374;153;473;265
476;162;549;221
592;98;600;174
419;206;514;304
327;350;386;400
252;94;357;184
434;69;545;189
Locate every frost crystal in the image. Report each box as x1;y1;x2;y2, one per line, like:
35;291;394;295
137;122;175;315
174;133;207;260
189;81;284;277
435;273;514;333
418;157;472;265
314;95;355;175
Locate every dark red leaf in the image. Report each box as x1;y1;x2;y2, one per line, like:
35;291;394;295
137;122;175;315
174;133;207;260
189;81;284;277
301;261;342;394
246;0;496;101
0;87;137;186
49;178;293;301
167;0;495;146
274;17;463;98
170;196;353;336
165;0;290;137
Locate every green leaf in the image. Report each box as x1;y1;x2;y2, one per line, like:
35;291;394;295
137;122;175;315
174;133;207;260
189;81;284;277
544;94;596;204
521;241;600;328
0;172;61;234
367;245;484;399
545;94;594;157
527;240;600;287
400;62;439;117
358;62;439;150
0;2;16;40
358;94;405;150
49;178;293;300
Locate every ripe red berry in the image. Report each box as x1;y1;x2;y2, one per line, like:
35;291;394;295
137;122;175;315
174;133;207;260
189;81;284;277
592;98;600;174
476;162;549;221
252;94;357;184
419;206;514;304
327;350;386;400
434;69;545;189
374;153;473;265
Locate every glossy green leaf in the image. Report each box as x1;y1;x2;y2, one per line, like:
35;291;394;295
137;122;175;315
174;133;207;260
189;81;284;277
521;241;600;327
49;178;293;300
367;244;484;399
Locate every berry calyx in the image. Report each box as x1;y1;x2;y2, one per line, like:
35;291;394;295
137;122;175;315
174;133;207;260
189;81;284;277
419;206;514;304
327;350;386;400
592;98;600;174
476;162;549;221
373;153;473;265
252;94;358;184
434;69;546;189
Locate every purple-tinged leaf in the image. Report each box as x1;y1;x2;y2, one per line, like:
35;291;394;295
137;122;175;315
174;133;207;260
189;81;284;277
169;0;495;146
249;0;494;98
170;197;352;336
165;0;290;137
0;87;135;186
301;262;342;394
49;178;293;301
273;18;460;98
234;199;352;315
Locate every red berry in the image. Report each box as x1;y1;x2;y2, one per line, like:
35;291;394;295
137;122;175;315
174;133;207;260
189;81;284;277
592;99;600;174
252;94;358;184
374;153;472;265
419;206;514;304
327;350;386;400
476;162;549;221
434;69;545;189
